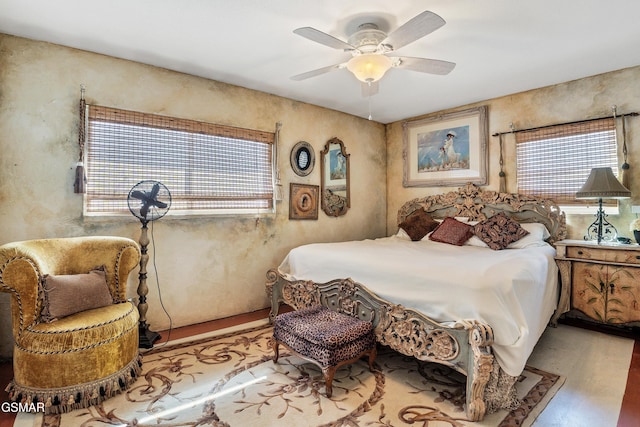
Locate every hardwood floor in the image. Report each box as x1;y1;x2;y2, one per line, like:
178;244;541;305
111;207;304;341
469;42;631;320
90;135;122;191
154;307;278;344
0;355;13;427
618;339;640;427
0;307;638;427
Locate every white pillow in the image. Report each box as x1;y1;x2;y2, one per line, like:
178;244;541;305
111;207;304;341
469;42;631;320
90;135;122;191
395;228;411;240
507;223;551;248
465;235;489;248
456;219;489;247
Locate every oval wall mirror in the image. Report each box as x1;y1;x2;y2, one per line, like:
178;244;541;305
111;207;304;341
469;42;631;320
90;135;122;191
290;141;315;176
320;137;350;217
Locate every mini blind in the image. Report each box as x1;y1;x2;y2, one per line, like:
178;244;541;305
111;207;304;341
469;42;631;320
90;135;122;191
516;117;618;205
84;105;274;216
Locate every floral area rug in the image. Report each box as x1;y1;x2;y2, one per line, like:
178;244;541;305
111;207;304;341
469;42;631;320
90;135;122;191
35;325;564;427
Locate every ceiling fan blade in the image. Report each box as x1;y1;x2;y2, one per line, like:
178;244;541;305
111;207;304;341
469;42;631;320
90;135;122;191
381;11;446;51
361;81;379;97
290;63;344;81
293;27;355;51
393;56;456;75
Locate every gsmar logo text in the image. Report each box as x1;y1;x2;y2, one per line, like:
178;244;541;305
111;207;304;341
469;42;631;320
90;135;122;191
1;401;46;413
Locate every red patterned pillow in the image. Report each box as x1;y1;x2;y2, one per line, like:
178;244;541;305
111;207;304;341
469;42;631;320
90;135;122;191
429;217;474;246
399;209;439;241
473;212;530;250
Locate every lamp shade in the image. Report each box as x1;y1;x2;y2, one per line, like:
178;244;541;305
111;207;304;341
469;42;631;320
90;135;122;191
576;167;631;199
346;54;392;83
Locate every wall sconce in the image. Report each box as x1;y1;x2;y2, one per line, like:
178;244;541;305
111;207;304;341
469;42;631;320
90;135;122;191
576;167;631;244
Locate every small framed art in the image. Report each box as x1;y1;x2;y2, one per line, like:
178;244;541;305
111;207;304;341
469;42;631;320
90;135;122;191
290;141;315;176
289;183;319;220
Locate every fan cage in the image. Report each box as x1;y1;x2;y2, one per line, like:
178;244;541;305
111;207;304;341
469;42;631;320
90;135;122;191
127;180;172;221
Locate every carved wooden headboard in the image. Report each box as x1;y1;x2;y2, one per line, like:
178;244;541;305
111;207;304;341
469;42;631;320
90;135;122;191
397;183;567;243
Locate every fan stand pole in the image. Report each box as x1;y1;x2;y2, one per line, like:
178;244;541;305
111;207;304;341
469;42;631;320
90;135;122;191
137;219;160;348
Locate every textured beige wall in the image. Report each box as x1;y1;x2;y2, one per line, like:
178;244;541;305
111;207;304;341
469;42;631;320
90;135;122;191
0;34;387;357
386;66;640;240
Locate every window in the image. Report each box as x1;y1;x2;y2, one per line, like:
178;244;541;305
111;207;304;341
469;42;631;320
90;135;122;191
84;105;275;216
516;117;619;206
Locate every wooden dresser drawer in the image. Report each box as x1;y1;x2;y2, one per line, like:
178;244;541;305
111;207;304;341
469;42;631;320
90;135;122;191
567;246;640;265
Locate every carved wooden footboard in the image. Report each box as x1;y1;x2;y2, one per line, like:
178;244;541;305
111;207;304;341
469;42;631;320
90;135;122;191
266;270;494;421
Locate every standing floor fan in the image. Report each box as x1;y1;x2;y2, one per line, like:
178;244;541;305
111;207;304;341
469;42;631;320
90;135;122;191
127;180;171;348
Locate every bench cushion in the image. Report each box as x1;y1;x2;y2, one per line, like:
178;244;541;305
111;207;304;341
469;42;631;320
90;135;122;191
273;306;375;367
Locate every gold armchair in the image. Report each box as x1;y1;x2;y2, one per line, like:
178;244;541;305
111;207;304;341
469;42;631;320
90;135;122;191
0;236;142;414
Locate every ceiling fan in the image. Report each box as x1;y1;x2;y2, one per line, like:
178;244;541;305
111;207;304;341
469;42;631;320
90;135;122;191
291;10;456;94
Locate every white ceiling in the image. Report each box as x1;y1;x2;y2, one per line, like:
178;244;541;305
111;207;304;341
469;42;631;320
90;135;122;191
2;0;640;124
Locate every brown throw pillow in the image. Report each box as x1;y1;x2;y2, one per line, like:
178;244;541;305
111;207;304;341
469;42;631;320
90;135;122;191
399;209;439;241
429;217;474;246
40;266;113;322
473;212;530;250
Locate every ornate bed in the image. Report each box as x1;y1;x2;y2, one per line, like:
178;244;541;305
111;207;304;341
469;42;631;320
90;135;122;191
266;183;567;421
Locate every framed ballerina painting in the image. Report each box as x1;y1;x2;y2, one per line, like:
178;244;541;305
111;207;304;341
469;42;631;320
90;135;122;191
403;106;488;187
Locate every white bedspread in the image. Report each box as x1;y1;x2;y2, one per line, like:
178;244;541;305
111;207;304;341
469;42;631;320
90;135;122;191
278;236;558;377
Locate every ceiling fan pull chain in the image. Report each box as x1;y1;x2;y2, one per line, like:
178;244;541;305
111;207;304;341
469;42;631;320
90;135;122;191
368;83;373;120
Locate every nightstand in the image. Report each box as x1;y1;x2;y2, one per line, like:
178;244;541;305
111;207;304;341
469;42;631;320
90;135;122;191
554;239;640;332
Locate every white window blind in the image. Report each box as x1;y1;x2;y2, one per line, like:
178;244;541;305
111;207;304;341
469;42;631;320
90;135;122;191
516;117;619;205
84;105;275;216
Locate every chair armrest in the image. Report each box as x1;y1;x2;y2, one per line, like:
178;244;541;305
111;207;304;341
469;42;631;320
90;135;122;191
114;242;141;300
0;253;44;339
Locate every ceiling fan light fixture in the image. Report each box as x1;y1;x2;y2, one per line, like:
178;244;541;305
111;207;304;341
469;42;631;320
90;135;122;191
346;54;392;83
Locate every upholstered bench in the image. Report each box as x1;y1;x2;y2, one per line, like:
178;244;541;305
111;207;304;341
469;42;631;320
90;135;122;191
272;305;377;397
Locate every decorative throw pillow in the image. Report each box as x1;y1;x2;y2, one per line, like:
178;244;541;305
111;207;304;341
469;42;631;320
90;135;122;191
40;266;113;322
398;209;439;241
473;212;530;250
429;217;474;246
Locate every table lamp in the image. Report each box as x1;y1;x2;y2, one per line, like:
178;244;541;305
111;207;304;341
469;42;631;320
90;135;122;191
576;167;631;244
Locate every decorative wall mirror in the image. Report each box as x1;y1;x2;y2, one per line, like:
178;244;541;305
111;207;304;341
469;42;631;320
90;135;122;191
320;137;350;217
290;141;315;176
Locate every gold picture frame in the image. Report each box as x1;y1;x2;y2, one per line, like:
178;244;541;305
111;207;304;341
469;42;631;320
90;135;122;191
289;183;319;220
403;106;488;187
